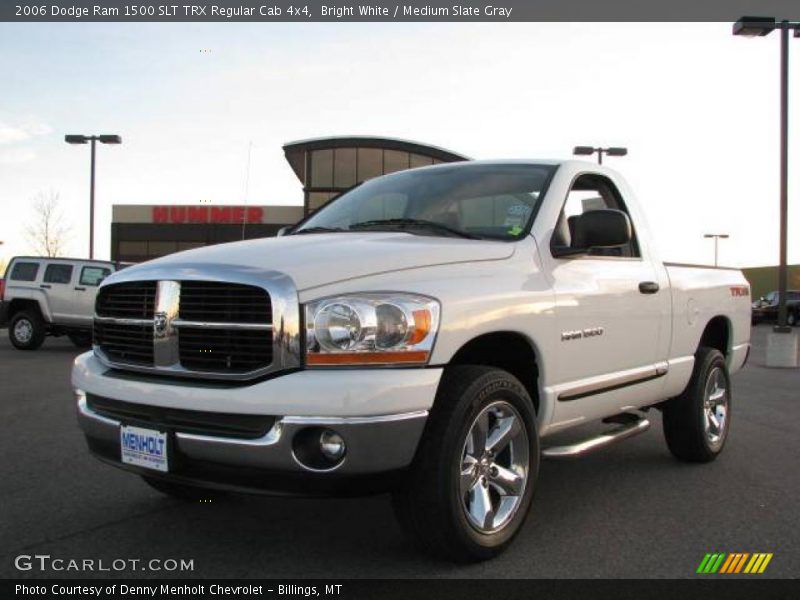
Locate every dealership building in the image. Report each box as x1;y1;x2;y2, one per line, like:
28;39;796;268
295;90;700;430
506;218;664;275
110;136;468;263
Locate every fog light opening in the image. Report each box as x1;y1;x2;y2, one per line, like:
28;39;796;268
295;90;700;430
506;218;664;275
292;427;347;471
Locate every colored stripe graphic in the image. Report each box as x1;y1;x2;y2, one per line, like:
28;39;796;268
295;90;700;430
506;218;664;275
758;554;773;573
709;553;726;573
701;553;774;574
696;554;712;573
734;553;750;573
719;554;736;573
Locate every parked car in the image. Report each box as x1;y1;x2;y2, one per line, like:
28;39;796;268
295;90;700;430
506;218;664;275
751;290;800;326
73;160;751;561
1;256;118;350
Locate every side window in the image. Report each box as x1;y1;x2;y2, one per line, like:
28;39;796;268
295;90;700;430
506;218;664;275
552;174;640;258
43;264;74;284
10;262;40;282
80;266;111;287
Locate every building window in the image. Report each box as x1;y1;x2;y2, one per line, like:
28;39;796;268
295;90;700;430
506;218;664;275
357;148;383;181
177;241;205;252
147;241;178;258
310;149;334;188
308;192;336;211
333;148;358;189
384;150;409;174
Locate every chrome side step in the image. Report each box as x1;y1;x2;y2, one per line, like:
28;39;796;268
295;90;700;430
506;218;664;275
542;417;651;459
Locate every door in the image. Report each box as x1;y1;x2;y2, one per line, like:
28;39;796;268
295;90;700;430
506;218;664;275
41;263;76;324
72;265;112;326
544;173;669;423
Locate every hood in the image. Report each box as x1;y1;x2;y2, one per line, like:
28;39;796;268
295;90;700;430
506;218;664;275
109;232;516;291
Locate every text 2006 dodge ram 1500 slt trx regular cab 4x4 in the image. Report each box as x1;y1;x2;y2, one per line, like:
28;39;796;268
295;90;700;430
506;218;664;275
73;160;751;561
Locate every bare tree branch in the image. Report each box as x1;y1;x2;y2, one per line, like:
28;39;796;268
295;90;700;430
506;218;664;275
26;191;72;257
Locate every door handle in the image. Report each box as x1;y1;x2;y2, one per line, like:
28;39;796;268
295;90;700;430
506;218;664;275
40;284;51;289
74;287;86;291
639;281;660;294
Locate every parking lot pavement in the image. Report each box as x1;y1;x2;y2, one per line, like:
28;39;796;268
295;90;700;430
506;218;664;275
1;326;798;579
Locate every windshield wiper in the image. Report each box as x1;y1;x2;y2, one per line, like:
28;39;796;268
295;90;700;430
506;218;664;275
291;226;346;235
349;218;480;240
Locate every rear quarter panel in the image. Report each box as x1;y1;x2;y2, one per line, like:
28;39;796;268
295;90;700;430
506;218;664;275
663;265;751;397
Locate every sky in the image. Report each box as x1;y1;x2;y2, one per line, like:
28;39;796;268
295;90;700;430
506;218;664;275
0;22;798;268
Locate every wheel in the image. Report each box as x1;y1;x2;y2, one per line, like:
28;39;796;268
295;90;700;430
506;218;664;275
67;331;93;349
392;365;539;562
8;311;46;350
662;347;731;462
788;311;797;327
141;475;223;502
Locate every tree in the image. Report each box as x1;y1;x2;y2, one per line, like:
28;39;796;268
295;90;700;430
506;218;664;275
26;191;71;257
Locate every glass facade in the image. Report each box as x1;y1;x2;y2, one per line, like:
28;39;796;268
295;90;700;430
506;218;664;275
294;141;461;215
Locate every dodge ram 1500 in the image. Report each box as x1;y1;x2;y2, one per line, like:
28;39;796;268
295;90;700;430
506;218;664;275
73;160;751;561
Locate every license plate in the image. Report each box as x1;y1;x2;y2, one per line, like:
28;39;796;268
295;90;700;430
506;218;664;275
120;425;169;472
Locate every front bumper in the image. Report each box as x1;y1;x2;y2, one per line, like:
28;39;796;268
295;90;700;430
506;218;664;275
0;301;8;328
73;352;441;495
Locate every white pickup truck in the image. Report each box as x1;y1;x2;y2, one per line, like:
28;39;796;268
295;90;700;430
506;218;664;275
73;160;751;561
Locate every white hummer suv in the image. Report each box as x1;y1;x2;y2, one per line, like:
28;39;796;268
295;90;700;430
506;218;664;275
2;256;117;350
73;161;751;561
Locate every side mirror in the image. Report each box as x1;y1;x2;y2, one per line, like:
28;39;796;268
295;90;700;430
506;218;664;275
276;226;292;237
572;209;632;249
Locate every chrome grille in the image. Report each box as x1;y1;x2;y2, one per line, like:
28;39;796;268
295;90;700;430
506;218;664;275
178;328;273;372
179;281;271;323
94;279;275;378
96;281;157;319
93;321;154;365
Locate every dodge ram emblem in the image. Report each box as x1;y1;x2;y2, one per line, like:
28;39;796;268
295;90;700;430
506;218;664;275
153;312;169;338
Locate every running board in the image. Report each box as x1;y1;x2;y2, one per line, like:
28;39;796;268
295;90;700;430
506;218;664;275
542;417;651;459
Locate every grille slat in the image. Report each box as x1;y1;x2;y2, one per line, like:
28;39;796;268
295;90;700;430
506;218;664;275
94;280;273;377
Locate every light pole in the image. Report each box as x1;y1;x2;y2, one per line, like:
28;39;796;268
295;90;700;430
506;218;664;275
733;17;799;333
703;233;729;267
573;146;628;165
65;134;122;259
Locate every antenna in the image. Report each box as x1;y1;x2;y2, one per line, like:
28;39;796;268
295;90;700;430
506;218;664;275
241;141;253;240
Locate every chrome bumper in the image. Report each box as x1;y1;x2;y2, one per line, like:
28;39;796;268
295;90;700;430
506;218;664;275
76;392;427;476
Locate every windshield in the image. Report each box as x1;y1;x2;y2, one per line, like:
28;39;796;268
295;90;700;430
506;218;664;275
293;163;556;241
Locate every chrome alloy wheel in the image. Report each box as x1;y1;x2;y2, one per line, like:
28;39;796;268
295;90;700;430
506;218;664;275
703;366;729;449
13;318;33;344
460;400;529;534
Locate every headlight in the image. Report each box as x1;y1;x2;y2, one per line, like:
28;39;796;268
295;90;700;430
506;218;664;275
305;293;440;366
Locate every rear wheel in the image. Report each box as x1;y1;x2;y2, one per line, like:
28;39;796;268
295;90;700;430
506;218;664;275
788;311;797;327
662;347;731;462
392;365;539;562
141;476;225;502
9;311;46;350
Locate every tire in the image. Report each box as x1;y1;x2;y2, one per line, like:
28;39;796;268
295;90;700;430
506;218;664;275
788;311;797;327
8;311;46;350
662;347;731;462
67;331;93;349
141;475;224;502
392;365;540;562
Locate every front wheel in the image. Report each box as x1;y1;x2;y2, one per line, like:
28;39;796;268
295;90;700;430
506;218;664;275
662;347;731;462
392;366;539;562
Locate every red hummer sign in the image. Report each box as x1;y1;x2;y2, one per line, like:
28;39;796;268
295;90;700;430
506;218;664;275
151;206;264;224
